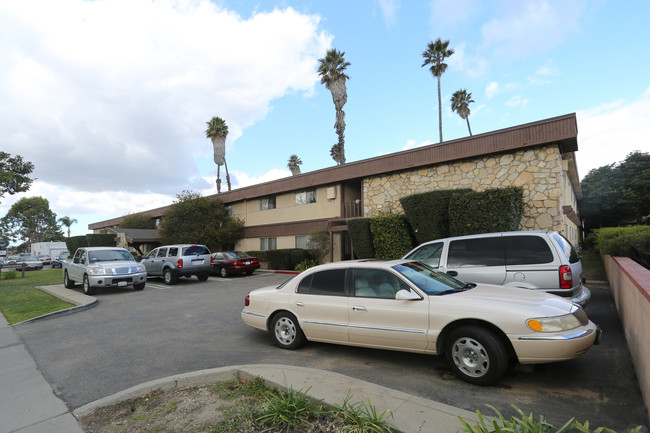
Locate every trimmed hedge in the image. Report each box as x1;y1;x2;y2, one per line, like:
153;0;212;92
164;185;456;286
595;226;650;269
448;187;524;236
400;188;472;244
65;234;116;255
247;249;315;271
347;217;376;259
370;214;415;260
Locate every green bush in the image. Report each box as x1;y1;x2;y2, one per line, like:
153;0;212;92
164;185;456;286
252;249;314;270
595;226;650;269
86;233;116;247
295;260;318;272
347;218;376;259
400;188;472;244
370;214;415;260
449;187;524;236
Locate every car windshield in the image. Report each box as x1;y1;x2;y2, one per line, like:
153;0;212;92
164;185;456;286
393;262;468;295
88;250;134;262
223;252;240;259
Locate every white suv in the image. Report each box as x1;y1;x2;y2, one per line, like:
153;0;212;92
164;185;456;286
142;244;213;285
403;231;591;306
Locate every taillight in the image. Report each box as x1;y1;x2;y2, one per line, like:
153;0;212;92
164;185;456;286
177;258;183;269
234;260;244;266
210;256;214;265
559;265;573;289
245;293;250;306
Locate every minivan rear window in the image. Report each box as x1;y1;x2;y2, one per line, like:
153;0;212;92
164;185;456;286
504;236;554;265
552;233;580;264
183;245;210;255
447;237;505;267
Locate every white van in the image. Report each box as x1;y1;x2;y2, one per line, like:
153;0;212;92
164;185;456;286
403;231;591;306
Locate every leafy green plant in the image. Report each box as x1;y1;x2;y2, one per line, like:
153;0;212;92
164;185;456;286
295;260;318;272
595;226;650;269
370;214;414;259
347;217;376;259
459;405;641;433
449;187;524;236
256;386;327;432
1;270;17;280
333;391;396;433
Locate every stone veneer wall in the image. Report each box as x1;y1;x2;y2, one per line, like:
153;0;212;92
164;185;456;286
363;144;565;232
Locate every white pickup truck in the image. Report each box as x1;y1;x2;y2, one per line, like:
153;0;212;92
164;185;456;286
62;247;147;295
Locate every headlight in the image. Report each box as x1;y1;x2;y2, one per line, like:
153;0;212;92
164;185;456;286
138;264;146;272
527;313;581;332
87;266;106;276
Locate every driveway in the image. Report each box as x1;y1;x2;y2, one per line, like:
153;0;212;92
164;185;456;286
14;273;649;431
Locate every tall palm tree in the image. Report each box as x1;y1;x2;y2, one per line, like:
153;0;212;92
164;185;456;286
318;48;350;165
451;89;475;136
205;116;231;193
421;38;454;143
329;144;343;166
58;216;77;238
287;154;302;175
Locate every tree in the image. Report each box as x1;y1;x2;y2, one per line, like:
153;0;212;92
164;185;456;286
318;48;350;165
307;230;330;264
159;190;244;250
205;116;231;193
330;143;344;166
57;216;78;237
0;152;35;203
287;154;302;175
118;213;156;230
581;151;650;231
451;89;475;136
422;39;454;143
1;197;63;244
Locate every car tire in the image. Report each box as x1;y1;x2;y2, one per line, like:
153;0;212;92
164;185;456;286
445;326;508;385
64;271;75;289
246;270;254;276
133;282;145;291
163;268;177;285
83;275;96;296
270;312;306;350
197;273;210;281
219;267;228;278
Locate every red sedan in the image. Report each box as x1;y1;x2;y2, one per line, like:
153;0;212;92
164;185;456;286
211;251;260;277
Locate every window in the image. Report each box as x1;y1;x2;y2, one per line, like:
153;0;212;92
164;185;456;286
504;236;554;265
353;269;408;299
225;205;234;215
297;269;346;296
404;242;443;267
447;237;505;267
260;237;277;251
295;235;309;249
259;196;276;211
295;188;316;205
156;248;168;258
167;247;179;257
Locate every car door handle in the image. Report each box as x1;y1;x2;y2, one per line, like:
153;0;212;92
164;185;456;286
446;271;458;277
295;302;304;307
352;306;367;312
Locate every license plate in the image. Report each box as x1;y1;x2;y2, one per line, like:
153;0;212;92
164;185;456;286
192;259;204;265
244;261;251;265
118;281;127;287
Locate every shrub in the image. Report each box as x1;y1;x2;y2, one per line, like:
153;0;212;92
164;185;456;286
595;226;650;269
400;188;472;244
295;260;318;272
347;218;376;259
449;187;524;236
370;214;414;260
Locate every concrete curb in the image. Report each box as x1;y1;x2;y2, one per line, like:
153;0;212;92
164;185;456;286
73;364;479;432
13;285;98;326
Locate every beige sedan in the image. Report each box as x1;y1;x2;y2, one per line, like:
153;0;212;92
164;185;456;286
241;260;600;385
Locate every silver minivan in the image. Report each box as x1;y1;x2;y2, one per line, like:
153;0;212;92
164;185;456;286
403;231;591;306
142;244;213;285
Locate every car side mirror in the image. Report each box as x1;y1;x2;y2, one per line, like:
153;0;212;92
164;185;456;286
395;289;420;301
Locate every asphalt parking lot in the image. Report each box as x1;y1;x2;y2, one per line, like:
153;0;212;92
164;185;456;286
13;273;649;431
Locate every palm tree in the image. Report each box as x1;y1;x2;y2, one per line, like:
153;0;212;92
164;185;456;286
451;89;475;136
330;144;343;166
287;154;302;175
58;216;77;238
318;48;350;165
205;116;231;193
421;38;454;143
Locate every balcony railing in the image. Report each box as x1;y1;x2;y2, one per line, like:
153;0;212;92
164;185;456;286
343;201;362;218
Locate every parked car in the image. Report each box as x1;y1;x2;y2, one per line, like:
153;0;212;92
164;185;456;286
211;251;260;277
241;260;600;385
38;255;52;266
142;244;212;285
51;252;70;268
5;256;19;266
402;231;591;306
16;256;44;270
63;247;147;295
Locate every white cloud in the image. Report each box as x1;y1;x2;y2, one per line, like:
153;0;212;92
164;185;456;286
486;81;499;99
505;95;528;107
577;90;650;179
375;0;400;29
0;0;331;197
402;139;434;151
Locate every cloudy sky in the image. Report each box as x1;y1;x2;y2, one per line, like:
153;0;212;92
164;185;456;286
1;0;649;238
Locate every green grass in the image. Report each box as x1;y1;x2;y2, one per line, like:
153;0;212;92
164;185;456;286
580;249;607;282
0;268;73;324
